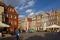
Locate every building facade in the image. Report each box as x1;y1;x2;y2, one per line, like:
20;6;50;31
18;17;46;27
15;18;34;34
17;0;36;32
2;5;18;31
25;18;32;32
0;0;4;22
18;20;25;30
0;5;4;22
40;12;50;30
49;10;57;25
32;15;37;30
56;9;60;25
32;14;42;31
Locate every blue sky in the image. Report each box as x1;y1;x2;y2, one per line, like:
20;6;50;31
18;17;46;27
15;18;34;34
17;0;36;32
2;0;60;19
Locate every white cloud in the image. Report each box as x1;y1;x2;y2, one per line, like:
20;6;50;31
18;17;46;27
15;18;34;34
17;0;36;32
19;0;27;4
3;0;27;6
4;0;35;10
27;11;45;18
26;9;33;13
29;12;34;16
15;6;19;9
26;9;35;18
19;6;24;10
36;11;45;15
19;0;35;10
19;15;26;18
19;15;26;20
28;12;34;18
24;0;35;8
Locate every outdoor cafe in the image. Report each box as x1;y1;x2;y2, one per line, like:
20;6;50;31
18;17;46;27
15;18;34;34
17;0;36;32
0;22;10;37
46;24;60;32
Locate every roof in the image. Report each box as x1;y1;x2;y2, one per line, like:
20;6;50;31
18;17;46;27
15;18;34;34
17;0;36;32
27;18;32;22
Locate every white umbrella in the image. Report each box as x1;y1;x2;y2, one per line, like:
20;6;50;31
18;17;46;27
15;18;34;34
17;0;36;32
0;22;10;27
47;24;60;28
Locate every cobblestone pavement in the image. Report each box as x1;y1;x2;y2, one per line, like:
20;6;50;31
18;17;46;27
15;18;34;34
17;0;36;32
0;32;60;40
20;32;60;40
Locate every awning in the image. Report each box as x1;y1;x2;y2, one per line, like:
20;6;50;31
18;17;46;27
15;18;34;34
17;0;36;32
47;24;60;28
0;22;10;27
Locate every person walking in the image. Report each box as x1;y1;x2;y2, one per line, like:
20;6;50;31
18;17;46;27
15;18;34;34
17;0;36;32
15;30;20;40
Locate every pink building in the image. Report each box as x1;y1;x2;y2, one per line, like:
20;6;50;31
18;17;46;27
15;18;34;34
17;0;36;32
25;18;32;32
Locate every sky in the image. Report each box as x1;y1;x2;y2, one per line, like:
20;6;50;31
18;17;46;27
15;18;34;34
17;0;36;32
2;0;60;19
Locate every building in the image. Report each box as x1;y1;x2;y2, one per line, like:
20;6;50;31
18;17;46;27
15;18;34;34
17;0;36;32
49;10;57;25
32;15;37;30
0;0;5;22
0;0;10;33
56;9;60;25
25;18;32;32
36;14;42;31
40;12;50;30
18;20;20;28
0;3;4;22
0;0;2;6
18;20;25;30
32;14;42;31
2;5;18;31
27;18;32;29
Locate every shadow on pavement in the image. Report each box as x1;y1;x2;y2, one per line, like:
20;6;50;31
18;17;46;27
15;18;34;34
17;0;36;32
0;36;17;40
26;35;44;40
26;32;60;40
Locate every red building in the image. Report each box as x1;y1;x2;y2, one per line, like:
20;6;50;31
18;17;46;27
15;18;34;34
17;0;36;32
3;5;18;31
27;18;32;29
0;1;2;6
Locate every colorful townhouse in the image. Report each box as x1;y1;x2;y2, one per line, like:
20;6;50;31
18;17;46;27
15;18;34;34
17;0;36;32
2;5;18;32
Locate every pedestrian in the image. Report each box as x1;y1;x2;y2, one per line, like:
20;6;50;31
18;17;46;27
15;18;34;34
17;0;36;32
15;30;20;40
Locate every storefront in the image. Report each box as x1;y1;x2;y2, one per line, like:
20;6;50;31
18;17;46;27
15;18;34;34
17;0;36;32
0;22;10;33
46;24;60;32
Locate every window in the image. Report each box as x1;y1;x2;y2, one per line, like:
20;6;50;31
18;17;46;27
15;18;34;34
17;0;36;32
7;14;8;17
10;15;12;18
51;22;52;25
11;22;12;25
10;9;12;11
12;9;14;12
14;21;16;25
9;21;12;25
10;8;14;12
14;15;16;19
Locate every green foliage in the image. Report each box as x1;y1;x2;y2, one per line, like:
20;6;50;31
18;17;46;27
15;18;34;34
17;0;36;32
19;26;23;30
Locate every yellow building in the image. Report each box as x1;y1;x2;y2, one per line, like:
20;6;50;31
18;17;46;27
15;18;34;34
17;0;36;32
56;9;60;25
32;15;37;30
0;0;4;22
32;14;42;31
18;20;25;30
